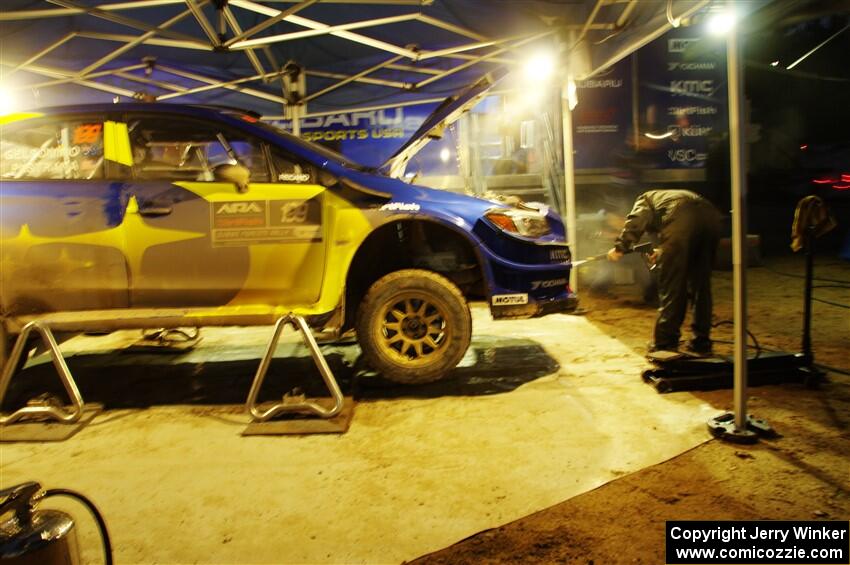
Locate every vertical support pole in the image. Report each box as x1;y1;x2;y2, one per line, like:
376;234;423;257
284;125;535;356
561;80;578;292
281;61;305;136
727;29;748;432
469;113;485;195
458;114;473;192
290;104;301;136
631;52;640;149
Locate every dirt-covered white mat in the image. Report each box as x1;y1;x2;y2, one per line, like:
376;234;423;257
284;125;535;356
0;306;715;564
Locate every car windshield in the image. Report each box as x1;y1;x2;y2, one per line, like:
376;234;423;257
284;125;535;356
244;118;372;173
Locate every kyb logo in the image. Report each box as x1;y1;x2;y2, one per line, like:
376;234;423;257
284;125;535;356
670;80;715;96
668;38;699;53
668;61;717;71
667;124;713;137
216;202;264;215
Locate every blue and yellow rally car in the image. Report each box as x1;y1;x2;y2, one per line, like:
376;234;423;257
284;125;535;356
0;94;575;383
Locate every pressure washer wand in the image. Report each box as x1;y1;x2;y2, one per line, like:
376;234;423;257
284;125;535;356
570;242;654;268
569;254;608;268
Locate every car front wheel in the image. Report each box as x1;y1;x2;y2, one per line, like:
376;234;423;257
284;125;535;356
355;269;471;384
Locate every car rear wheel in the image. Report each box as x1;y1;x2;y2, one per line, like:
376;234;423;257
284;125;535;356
355;269;471;384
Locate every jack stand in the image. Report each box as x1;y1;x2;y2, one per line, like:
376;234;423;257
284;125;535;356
707;412;776;444
0;321;101;442
243;315;353;435
642;351;822;393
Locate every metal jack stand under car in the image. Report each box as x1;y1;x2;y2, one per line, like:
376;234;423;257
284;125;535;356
0;314;353;441
0;321;103;442
243;315;354;436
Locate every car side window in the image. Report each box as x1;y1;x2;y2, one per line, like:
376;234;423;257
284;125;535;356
270;149;317;184
0;118;105;180
127;116;270;182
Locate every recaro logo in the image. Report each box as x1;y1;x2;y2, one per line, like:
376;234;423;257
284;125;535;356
216;202;264;214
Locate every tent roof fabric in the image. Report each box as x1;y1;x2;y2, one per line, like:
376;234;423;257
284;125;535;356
0;0;717;115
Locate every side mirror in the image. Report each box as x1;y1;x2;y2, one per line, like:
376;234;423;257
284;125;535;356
214;163;251;193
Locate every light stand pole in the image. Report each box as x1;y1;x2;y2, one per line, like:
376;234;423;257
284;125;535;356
707;21;773;443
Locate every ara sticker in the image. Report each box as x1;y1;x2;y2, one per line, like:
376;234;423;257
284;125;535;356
210;198;322;247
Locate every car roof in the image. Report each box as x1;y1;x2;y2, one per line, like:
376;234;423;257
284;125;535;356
27;102;244;120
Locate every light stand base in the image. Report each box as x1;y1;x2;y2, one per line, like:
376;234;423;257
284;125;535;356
707;412;776;444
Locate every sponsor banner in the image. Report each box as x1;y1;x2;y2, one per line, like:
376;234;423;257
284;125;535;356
269;103;442;169
638;26;728;170
210;197;322;246
572;57;632;169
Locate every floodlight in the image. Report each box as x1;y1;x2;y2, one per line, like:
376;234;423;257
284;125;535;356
706;10;736;35
439;148;450;163
523;52;556;82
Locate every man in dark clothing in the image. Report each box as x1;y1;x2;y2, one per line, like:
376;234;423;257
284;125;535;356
607;189;723;353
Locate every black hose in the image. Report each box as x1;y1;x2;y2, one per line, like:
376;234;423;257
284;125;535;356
815;363;850;377
43;488;113;565
759;265;850;285
812;297;850;309
711;320;762;355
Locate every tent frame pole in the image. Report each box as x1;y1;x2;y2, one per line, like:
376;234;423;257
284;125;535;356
561;78;578;293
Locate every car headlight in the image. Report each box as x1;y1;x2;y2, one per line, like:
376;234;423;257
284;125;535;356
484;208;551;238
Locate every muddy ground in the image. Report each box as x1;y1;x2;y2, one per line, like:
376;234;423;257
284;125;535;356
415;255;850;564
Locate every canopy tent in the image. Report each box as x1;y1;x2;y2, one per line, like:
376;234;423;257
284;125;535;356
0;0;781;439
0;0;713;118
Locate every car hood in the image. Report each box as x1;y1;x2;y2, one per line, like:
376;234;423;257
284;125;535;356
379;67;507;179
339;168;565;241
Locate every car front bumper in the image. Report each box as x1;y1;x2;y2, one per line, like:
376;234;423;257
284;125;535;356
490;293;579;320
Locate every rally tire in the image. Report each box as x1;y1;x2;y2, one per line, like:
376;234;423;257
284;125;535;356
356;269;471;384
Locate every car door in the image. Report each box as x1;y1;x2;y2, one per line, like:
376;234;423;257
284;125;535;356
0;115;130;315
120;113;327;308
